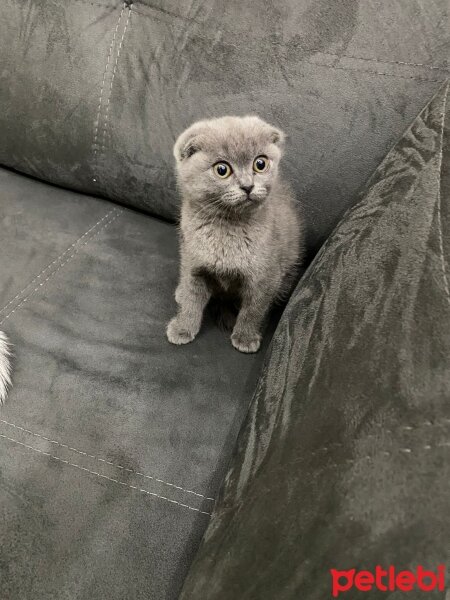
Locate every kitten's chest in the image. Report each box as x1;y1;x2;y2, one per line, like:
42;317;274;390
186;222;257;274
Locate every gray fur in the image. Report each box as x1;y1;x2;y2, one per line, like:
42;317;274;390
167;116;304;353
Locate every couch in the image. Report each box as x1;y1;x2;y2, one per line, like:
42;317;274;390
0;2;449;599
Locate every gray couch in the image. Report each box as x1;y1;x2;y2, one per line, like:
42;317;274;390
0;2;449;599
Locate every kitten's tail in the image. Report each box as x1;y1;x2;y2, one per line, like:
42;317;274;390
0;331;12;404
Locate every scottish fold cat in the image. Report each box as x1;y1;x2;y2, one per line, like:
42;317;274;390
167;116;303;353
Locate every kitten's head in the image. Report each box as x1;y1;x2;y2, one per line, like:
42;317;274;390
173;116;285;214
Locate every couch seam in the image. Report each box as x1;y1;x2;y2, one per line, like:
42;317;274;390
308;62;446;84
0;432;211;516
436;82;450;307
291;441;450;470
320;52;450;74
92;3;126;182
286;419;450;461
0;208;118;318
0;209;122;326
0;417;214;501
92;2;132;184
99;3;132;157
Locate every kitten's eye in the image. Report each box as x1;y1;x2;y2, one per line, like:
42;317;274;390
213;162;232;179
253;156;269;173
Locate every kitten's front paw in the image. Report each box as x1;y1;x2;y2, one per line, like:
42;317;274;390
231;331;261;354
167;317;197;345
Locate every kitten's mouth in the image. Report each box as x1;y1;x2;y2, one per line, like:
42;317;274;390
230;194;256;207
217;192;265;211
243;192;263;204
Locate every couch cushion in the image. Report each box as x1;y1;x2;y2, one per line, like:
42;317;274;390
0;167;266;599
1;1;449;252
179;82;450;599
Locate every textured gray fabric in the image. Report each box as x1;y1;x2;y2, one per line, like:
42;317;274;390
180;82;450;599
0;167;267;599
0;1;449;251
1;2;449;597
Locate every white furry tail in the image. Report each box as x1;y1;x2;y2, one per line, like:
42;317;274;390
0;331;11;404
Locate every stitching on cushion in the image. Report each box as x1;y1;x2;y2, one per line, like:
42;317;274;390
310;62;445;84
98;3;133;168
323;53;449;74
0;209;122;326
436;82;450;306
292;442;450;470
293;419;450;458
0;432;211;516
401;419;450;429
92;3;126;182
0;418;214;501
280;43;450;74
0;209;118;318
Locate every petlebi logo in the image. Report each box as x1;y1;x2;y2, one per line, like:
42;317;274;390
330;565;446;597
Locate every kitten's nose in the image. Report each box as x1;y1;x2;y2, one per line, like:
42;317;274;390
240;184;254;194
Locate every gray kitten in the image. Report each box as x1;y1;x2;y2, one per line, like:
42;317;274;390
167;115;303;353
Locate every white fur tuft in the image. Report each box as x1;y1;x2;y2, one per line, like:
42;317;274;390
0;331;12;404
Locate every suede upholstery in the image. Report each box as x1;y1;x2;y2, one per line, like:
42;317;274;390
0;1;449;599
0;1;449;251
180;82;450;600
0;168;267;599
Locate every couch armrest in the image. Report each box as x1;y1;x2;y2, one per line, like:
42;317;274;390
180;82;450;599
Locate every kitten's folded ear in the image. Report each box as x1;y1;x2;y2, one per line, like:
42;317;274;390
269;126;286;146
173;122;207;162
